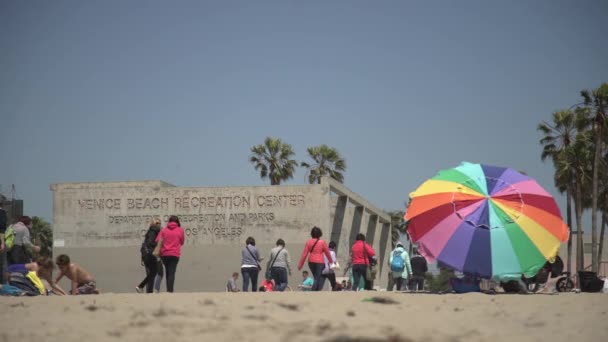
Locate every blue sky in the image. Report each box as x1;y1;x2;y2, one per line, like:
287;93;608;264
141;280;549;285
1;0;607;223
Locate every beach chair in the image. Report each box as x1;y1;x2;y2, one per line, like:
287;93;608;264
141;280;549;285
577;271;604;293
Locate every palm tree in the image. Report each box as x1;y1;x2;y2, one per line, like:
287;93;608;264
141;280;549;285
249;137;298;185
538;110;577;273
555;130;594;272
580;82;608;273
31;216;53;257
300;144;346;184
595;145;608;266
387;210;406;249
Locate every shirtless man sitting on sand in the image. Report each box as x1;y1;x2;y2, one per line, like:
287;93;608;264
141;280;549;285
55;254;99;295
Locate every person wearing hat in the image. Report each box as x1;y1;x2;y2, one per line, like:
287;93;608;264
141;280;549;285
389;242;412;291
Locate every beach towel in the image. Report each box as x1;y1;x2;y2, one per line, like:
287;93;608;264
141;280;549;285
0;284;25;296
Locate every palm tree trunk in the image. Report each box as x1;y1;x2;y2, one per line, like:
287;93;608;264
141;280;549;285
591;126;601;273
575;181;584;273
566;187;573;274
598;213;606;268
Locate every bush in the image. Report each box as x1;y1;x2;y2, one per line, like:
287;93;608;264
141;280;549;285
426;267;454;292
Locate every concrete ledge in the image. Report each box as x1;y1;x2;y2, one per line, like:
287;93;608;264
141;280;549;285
322;177;391;223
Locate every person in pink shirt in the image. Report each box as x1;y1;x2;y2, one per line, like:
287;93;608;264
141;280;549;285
155;215;185;293
350;233;375;291
297;226;334;291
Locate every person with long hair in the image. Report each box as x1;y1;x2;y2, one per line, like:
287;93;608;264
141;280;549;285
136;218;162;293
297;227;333;291
155;215;184;293
321;241;338;291
350;233;375;291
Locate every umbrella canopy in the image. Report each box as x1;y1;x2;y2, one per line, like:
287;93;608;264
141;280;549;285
405;162;569;281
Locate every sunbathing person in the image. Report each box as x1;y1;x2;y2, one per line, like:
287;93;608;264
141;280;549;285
6;257;66;295
55;254;99;295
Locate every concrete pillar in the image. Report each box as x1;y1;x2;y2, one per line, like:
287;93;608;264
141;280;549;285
329;196;347;256
377;221;392;289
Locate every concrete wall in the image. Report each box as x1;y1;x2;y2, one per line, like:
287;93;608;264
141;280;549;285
51;179;391;292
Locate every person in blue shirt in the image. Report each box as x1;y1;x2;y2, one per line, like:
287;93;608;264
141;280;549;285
298;271;314;291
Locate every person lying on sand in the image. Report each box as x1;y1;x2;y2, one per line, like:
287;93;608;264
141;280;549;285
6;257;67;295
55;254;99;295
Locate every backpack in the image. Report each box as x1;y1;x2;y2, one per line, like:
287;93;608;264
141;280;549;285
390;250;405;272
4;224;15;250
8;272;40;296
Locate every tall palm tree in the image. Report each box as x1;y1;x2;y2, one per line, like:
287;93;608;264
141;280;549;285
555;130;594;272
387;210;406;249
249;137;298;185
300;144;346;184
597;166;607;267
581;82;608;273
538;110;577;273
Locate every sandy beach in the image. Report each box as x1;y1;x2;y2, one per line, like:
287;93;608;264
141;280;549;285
2;292;606;342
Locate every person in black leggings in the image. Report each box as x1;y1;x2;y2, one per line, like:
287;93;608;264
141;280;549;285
156;216;185;293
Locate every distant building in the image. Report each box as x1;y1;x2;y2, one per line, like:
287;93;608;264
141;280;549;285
0;194;23;224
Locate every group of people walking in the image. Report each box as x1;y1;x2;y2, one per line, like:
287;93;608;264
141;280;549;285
135;215;426;293
235;227;382;292
136;216;185;293
388;242;428;291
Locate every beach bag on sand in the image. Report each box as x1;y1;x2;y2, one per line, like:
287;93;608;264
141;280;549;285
26;271;46;295
0;284;25;296
8;272;40;296
152;238;163;257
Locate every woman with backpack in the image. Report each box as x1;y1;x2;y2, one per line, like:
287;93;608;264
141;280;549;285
350;233;375;291
136;218;162;293
8;216;40;265
297;226;334;291
389;242;412;291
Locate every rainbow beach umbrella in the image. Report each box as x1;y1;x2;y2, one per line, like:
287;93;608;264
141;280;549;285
404;162;569;281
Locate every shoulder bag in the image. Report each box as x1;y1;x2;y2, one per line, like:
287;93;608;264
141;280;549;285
265;247;284;279
246;246;262;270
152;237;163;257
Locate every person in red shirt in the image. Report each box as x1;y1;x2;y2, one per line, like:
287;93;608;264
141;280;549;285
259;278;274;292
155;215;185;293
297;227;334;291
350;233;375;291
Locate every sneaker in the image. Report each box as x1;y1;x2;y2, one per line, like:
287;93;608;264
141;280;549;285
135;287;143;293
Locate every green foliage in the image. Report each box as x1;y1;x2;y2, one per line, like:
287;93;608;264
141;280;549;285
31;216;53;258
249;137;298;185
387;210;405;249
425;267;455;292
301;144;346;184
539;81;608;273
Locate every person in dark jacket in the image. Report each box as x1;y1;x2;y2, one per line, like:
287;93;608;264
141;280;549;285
136;218;162;293
409;249;428;291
